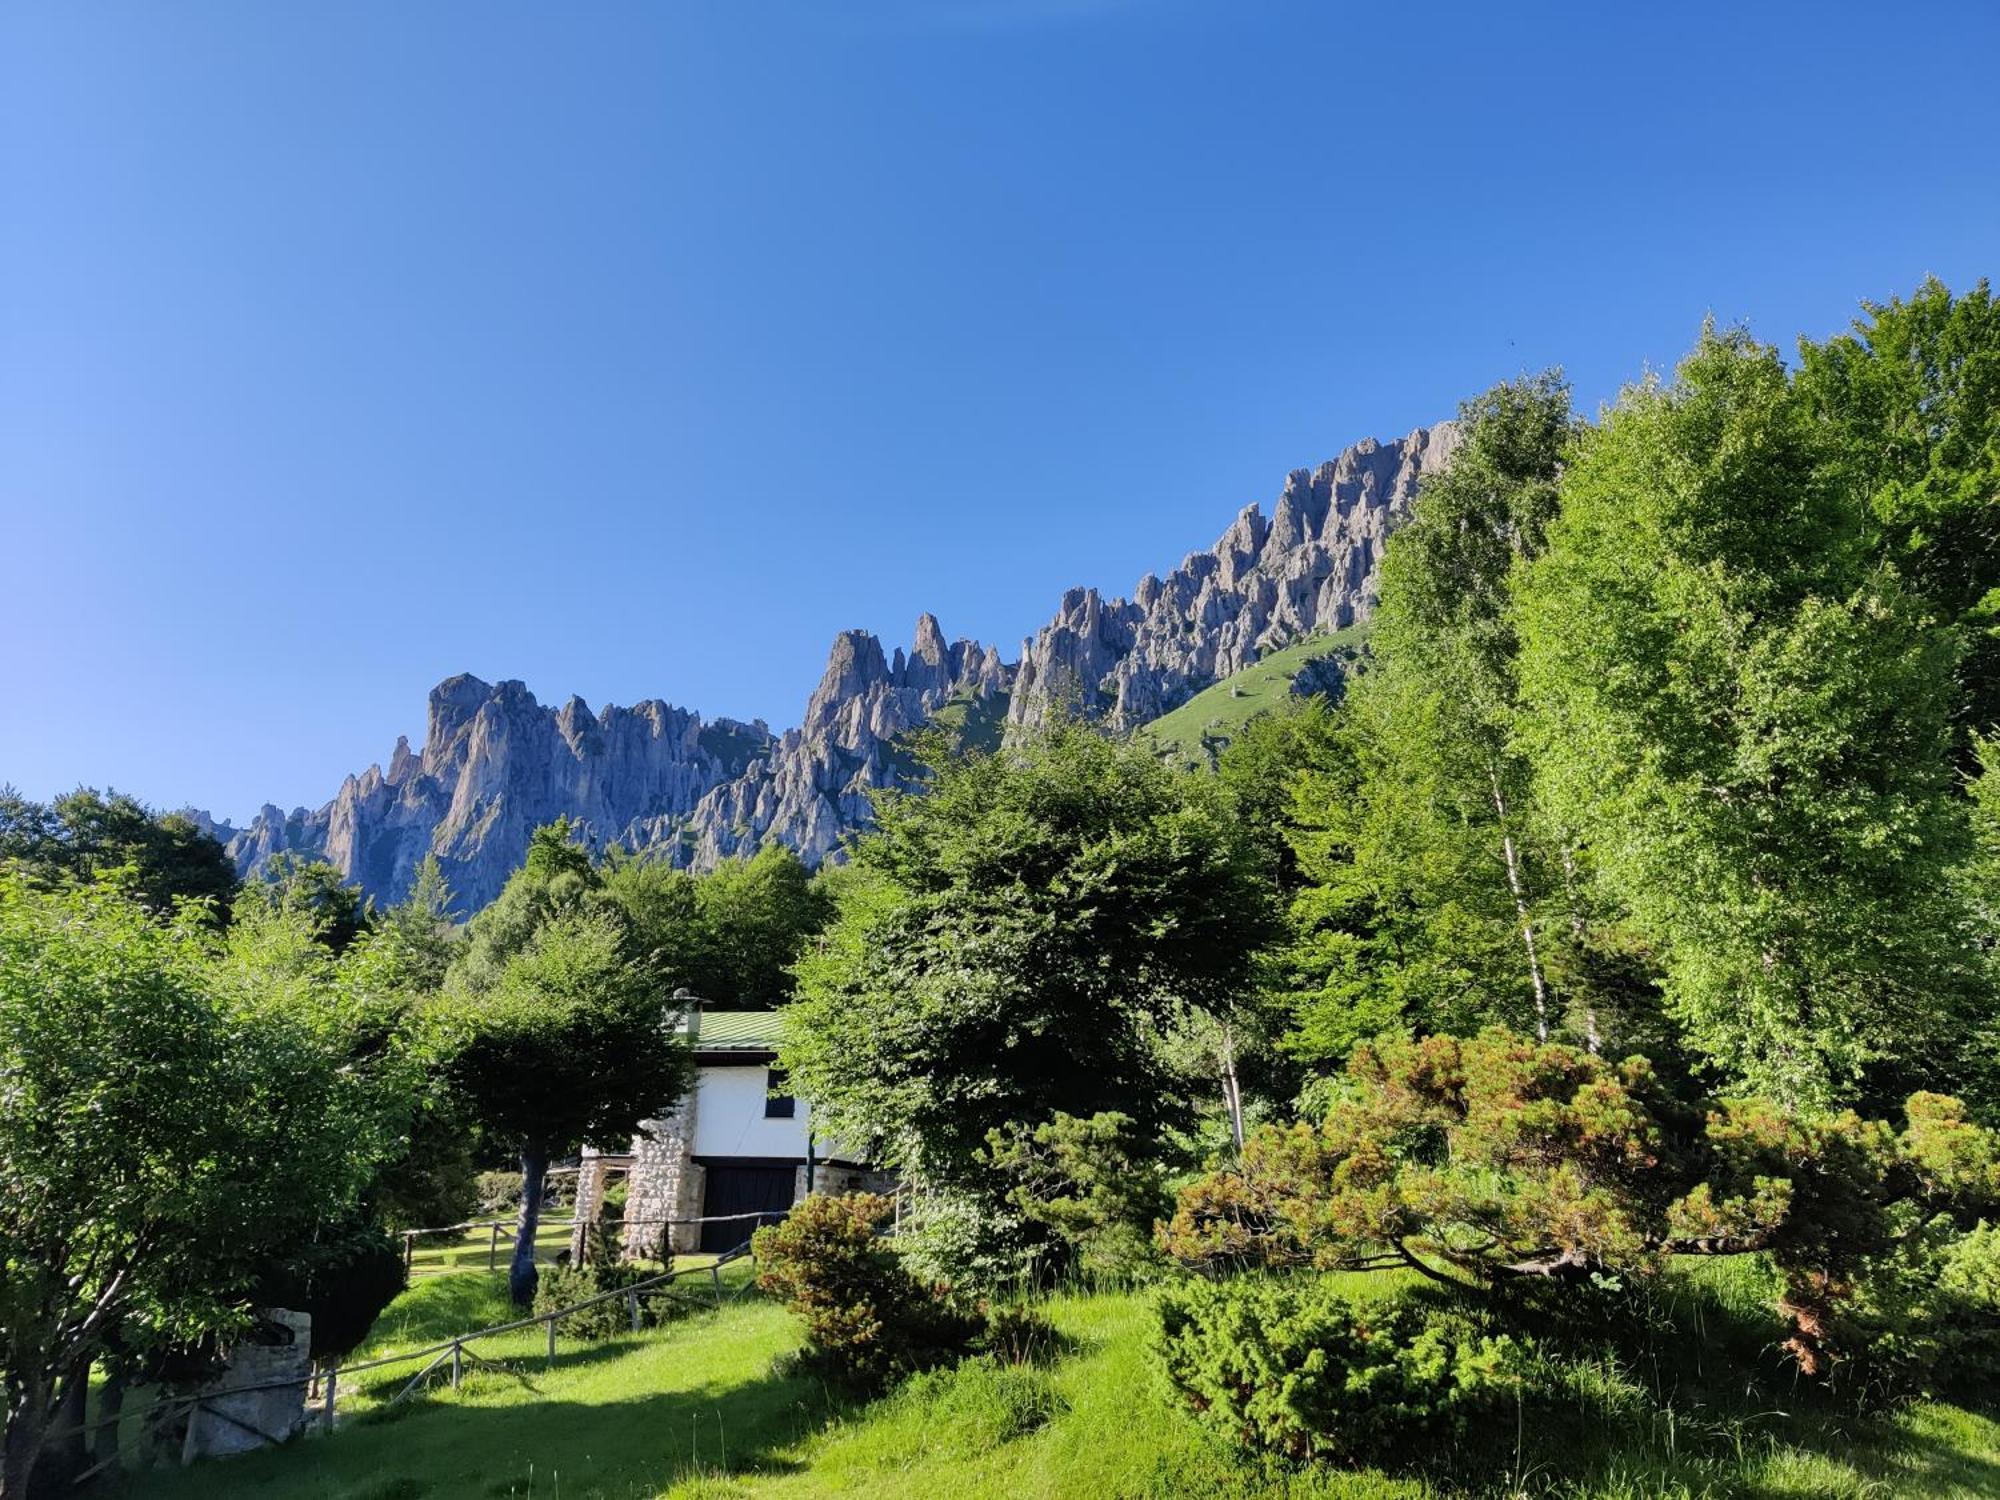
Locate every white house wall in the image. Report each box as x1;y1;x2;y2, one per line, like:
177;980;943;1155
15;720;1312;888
690;1064;811;1160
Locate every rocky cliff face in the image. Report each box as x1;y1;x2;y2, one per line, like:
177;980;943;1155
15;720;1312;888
212;424;1449;910
1007;424;1455;729
218;681;782;910
213;615;1011;910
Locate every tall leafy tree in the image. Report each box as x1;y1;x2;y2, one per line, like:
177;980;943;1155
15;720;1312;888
782;716;1275;1193
445;822;691;1303
1515;326;1983;1108
369;854;462;994
691;844;833;1004
0;874;408;1495
443;908;690;1303
449;817;604;993
341;859;479;1233
1798;277;2000;739
1275;376;1642;1071
0;787;236;919
599;842;831;1007
234;852;373;954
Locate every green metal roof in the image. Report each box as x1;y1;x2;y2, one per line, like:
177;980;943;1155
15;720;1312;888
691;1009;784;1052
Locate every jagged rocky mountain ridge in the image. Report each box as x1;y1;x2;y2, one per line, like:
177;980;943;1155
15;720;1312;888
207;423;1454;910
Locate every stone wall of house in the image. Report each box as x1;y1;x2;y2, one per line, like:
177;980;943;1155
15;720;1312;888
808;1163;868;1197
622;1092;703;1259
569;1152;622;1264
182;1309;312;1460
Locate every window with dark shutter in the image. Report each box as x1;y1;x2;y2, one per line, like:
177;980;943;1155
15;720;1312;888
765;1066;796;1118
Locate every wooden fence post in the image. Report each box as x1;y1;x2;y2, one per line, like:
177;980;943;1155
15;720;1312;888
546;1317;557;1363
488;1222;500;1271
321;1369;336;1432
450;1342;463;1390
403;1231;415;1276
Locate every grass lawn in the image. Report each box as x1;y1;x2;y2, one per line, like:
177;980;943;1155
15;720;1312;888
404;1223;735;1281
110;1266;2000;1500
1136;626;1365;766
406;1220;581;1278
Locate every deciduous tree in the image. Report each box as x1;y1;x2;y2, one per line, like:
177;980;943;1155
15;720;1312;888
1515;327;1983;1107
783;717;1274;1195
0;875;406;1496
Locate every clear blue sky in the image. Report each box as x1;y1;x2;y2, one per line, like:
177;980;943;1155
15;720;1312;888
4;1;1997;825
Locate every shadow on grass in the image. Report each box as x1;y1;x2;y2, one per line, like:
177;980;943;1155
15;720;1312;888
112;1361;859;1500
1337;1265;2000;1499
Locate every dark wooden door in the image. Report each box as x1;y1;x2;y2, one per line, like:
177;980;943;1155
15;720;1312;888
700;1164;796;1252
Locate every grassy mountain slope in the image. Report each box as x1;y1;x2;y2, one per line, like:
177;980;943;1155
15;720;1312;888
926;685;1010;754
1136;624;1367;766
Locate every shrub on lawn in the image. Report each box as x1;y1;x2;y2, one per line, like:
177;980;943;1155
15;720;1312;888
984;1110;1173;1286
754;1192;981;1390
977;1301;1063;1366
475;1168;523;1217
1155;1277;1528;1463
886;1356;1067;1457
532;1257;675;1339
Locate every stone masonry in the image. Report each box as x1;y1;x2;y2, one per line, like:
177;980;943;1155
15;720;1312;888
619;1093;704;1258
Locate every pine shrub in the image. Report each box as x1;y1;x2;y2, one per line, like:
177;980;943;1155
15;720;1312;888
532;1257;675;1340
1155;1277;1528;1462
753;1193;981;1390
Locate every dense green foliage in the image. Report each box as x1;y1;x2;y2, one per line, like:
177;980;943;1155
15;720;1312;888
981;1111;1170;1285
1161;1028;2000;1380
1261;377;1654;1076
752;1193;982;1391
601;841;831;1006
1516;330;1980;1107
0;787;236;920
531;1258;677;1340
1156;1279;1525;1461
1234;282;2000;1129
783;717;1274;1191
233;852;374;953
1798;277;2000;739
0;874;414;1494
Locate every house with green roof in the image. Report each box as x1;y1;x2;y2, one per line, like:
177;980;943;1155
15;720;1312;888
574;1005;872;1257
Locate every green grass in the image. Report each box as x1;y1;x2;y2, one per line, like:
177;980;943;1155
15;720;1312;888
925;687;1010;755
1136;626;1366;766
405;1223;733;1282
109;1263;2000;1500
406;1221;579;1278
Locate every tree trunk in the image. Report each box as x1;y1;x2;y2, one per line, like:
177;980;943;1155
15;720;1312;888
1557;845;1601;1055
33;1366;87;1493
1488;763;1550;1043
1;1377;50;1500
90;1368;127;1475
511;1144;549;1307
1219;1023;1246;1154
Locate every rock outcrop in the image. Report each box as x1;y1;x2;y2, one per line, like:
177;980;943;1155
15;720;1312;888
214;424;1450;910
1008;424;1455;729
215;684;781;911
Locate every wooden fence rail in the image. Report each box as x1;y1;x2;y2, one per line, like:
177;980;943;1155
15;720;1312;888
49;1225;770;1482
399;1209;788;1273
